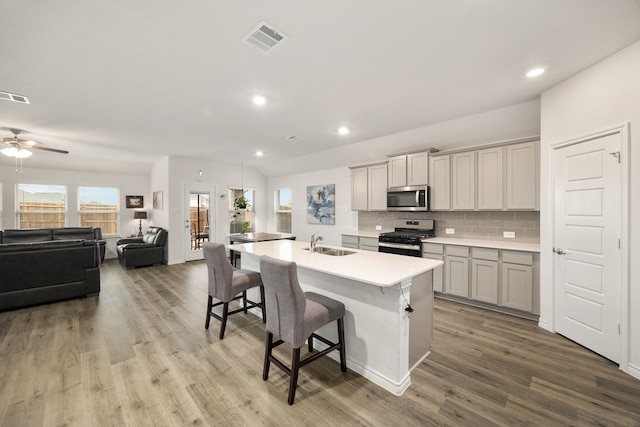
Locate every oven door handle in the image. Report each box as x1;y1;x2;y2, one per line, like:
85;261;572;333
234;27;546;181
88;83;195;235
378;242;421;251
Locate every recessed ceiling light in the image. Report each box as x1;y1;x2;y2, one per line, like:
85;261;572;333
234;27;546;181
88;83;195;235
252;94;267;106
255;150;263;157
337;126;350;135
526;68;545;78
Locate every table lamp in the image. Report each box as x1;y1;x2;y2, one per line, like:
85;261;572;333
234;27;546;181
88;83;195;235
134;211;147;237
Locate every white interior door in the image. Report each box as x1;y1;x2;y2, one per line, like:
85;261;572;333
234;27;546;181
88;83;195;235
553;132;622;363
184;184;215;262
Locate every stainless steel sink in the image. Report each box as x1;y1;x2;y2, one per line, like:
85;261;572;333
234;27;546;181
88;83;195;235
303;246;356;256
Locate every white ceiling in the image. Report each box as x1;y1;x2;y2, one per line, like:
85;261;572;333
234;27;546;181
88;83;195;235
2;1;640;177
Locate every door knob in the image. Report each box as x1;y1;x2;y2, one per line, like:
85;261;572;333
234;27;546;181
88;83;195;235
553;247;566;255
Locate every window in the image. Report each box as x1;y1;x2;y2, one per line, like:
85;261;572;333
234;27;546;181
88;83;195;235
17;184;66;229
275;188;292;233
78;187;119;235
229;188;255;233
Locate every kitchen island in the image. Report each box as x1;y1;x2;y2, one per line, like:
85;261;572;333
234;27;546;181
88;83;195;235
229;239;443;395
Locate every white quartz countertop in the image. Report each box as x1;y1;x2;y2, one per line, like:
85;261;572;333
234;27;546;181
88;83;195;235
424;237;540;253
341;230;389;238
229;240;443;288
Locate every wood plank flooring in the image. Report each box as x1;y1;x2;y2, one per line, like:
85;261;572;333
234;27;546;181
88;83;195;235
1;259;639;426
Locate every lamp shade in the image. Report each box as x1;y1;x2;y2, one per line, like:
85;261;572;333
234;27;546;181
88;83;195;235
134;211;147;219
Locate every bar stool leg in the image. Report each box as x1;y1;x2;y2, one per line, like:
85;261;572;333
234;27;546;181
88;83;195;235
288;348;301;405
219;303;229;339
338;318;347;372
242;291;248;314
259;286;266;323
205;295;213;329
263;332;273;380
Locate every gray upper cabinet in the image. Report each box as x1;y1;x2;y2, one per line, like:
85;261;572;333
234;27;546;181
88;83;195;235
477;146;504;210
451;151;476;210
429;155;451;210
506;141;539;210
388;151;429;188
432;138;539;212
350;162;388;211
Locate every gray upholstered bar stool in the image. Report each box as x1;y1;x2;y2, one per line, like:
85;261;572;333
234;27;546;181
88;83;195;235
259;255;346;405
203;243;266;339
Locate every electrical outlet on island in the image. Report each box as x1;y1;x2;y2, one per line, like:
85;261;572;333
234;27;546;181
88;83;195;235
445;228;455;235
375;225;382;231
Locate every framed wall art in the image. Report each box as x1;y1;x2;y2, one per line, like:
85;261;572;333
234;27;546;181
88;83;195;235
306;184;335;225
153;191;163;210
125;195;144;209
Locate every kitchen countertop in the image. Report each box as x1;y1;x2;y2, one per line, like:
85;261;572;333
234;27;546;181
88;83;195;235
229;240;443;287
341;230;389;238
423;237;540;252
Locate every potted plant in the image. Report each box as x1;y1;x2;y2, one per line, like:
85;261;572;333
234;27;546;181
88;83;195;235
234;195;250;210
241;221;250;234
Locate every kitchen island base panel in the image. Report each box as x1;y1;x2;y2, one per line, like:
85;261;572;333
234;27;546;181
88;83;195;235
240;252;433;396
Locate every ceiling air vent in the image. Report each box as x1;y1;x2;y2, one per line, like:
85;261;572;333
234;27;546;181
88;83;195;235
243;21;287;53
0;91;30;104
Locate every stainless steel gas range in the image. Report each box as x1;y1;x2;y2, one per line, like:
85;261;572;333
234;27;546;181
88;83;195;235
378;219;435;257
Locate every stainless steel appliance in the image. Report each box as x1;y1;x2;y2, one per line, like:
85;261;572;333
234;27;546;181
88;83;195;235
386;186;430;211
378;219;435;257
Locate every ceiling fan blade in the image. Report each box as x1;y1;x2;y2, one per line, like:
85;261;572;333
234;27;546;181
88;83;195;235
29;145;69;154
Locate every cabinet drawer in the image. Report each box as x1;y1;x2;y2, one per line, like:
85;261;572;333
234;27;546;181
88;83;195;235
472;247;499;261
360;236;379;247
342;235;359;246
446;245;469;257
360;244;378;252
502;251;533;266
422;243;444;255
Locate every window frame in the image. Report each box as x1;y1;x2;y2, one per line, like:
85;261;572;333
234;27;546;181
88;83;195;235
16;183;68;229
274;188;292;233
229;187;255;234
78;186;120;236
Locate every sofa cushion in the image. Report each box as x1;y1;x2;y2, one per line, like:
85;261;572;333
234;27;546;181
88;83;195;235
0;240;87;253
2;229;53;243
52;227;96;241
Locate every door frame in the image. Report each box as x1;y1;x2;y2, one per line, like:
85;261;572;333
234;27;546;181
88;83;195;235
183;182;217;261
550;123;630;370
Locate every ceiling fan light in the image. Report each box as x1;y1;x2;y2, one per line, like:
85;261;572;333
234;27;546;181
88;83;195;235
1;146;19;157
15;148;33;158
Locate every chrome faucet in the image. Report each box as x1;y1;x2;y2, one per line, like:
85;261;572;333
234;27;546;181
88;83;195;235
310;232;324;253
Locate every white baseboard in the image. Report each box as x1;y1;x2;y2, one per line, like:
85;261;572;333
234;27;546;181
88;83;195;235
625;362;640;380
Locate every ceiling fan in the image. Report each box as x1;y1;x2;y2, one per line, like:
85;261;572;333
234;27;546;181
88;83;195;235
2;129;69;173
2;129;69;159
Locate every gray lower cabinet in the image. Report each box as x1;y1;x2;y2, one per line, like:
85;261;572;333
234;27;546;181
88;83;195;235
424;242;538;316
500;251;534;312
470;248;499;304
422;243;444;292
342;234;379;252
444;245;469;297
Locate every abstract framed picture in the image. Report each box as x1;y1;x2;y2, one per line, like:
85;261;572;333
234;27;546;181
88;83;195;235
306;184;335;224
153;191;163;210
125;195;144;209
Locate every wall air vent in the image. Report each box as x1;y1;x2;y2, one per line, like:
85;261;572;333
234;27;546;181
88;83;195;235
0;91;30;104
243;21;287;53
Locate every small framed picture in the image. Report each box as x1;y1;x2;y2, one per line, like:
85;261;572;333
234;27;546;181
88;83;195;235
126;195;144;208
153;191;163;210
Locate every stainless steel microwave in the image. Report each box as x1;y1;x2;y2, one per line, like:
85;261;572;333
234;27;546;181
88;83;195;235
386;186;430;211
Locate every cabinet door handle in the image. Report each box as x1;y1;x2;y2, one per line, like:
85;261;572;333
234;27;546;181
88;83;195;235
553;247;566;255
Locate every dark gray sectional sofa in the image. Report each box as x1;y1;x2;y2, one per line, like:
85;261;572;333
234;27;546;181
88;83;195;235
0;227;104;311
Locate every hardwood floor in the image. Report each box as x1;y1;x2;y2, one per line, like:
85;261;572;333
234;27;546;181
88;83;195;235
1;259;639;426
